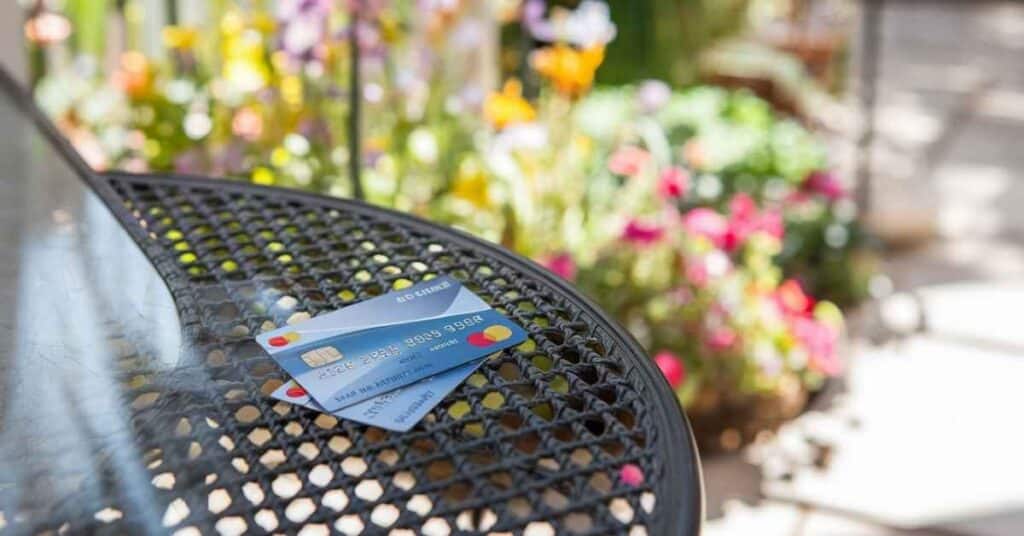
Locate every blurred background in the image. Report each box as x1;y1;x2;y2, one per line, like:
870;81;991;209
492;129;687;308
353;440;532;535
2;0;1023;534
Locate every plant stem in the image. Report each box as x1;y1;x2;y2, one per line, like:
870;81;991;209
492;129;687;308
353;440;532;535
348;6;364;200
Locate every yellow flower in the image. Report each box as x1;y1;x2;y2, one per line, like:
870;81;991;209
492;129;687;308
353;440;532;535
530;45;605;98
161;25;199;51
252;167;275;185
280;75;303;108
379;11;401;43
483;80;536;130
220;9;269;92
251;13;277;34
452;159;491;208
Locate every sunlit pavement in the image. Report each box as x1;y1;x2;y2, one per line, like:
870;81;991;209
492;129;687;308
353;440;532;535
704;1;1024;534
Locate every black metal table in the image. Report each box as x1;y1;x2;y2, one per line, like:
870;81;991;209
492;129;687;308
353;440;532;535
0;68;702;535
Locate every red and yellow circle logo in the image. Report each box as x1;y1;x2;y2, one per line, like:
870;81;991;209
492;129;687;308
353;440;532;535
285;384;307;398
268;331;301;347
466;325;514;347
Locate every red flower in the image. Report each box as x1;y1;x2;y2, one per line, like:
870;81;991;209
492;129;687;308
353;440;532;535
542;253;577;281
803;170;847;201
657;166;689;199
776;279;814;316
607;145;651;177
621;219;665;245
653;351;686;388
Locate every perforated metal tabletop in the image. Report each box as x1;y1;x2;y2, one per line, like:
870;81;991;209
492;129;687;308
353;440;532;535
0;68;702;535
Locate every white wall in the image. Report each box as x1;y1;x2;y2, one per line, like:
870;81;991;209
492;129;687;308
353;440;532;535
0;2;26;84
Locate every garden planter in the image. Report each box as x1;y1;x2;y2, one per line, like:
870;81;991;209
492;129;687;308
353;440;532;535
762;23;848;92
687;380;809;455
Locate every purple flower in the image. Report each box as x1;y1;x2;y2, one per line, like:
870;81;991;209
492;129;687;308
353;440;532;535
803;170;848;201
213;142;246;175
277;0;331;62
174;148;207;174
523;0;549;36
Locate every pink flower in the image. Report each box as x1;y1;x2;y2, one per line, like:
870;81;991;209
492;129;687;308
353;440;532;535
758;210;784;240
619;464;645;487
542;253;577;281
681;208;728;247
729;192;757;220
685;261;709;287
653;351;686;388
232;108;264;141
803;170;847;201
607;145;650;176
621;219;664;245
791;317;842;376
723;193;784;251
706;327;737;352
657;166;689;199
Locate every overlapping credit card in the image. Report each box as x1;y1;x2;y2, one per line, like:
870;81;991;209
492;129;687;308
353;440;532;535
257;275;527;427
269;359;482;432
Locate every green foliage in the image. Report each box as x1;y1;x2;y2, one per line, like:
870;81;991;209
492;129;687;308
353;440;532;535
599;0;751;86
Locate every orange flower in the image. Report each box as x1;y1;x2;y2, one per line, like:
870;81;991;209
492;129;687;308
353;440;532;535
483;80;536;130
112;51;154;99
530;44;604;98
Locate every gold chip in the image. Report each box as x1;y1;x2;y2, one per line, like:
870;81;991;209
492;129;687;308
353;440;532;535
301;346;343;367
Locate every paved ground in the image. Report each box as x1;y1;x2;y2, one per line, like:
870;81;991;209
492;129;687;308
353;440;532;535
704;1;1024;535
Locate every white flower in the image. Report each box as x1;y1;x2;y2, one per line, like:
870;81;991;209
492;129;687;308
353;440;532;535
528;0;617;48
183;113;212;140
408;128;439;165
282;13;324;57
284;133;311;156
705;250;732;278
486;122;549;179
636;80;671;114
493;122;549;153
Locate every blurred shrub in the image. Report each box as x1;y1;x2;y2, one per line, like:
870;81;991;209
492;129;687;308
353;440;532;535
599;0;751;86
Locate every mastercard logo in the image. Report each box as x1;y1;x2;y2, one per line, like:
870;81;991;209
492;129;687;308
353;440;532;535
285;384;307;398
268;331;301;347
466;325;514;347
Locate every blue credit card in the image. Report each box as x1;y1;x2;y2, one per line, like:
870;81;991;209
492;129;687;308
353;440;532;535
269;358;484;432
256;276;527;412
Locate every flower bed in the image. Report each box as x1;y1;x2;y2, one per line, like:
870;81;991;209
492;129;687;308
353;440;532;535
27;0;875;452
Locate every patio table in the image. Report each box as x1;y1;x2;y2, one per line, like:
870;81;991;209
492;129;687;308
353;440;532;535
0;69;702;535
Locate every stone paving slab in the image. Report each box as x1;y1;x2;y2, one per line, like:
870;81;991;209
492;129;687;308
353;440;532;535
916;281;1024;352
762;335;1024;534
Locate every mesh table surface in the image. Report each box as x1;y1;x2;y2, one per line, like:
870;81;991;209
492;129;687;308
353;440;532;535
0;68;702;535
